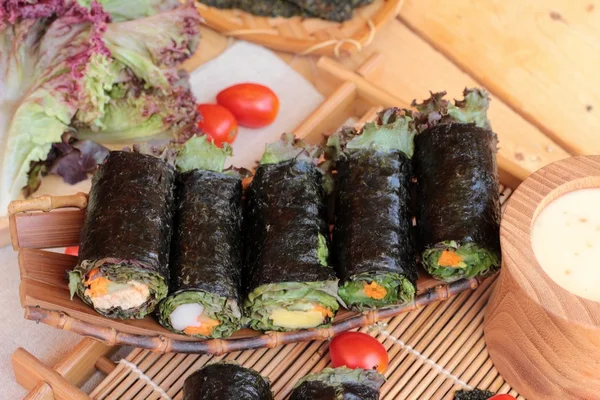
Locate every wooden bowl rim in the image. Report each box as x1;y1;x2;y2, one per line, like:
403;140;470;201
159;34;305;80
500;155;600;327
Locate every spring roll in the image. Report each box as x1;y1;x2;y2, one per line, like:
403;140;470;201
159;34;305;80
183;363;273;400
327;109;418;310
289;367;384;400
68;150;175;319
158;137;243;338
413;89;501;282
243;133;339;331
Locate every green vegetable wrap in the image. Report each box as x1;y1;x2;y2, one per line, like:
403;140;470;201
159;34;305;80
183;363;273;400
158;137;243;338
243;134;339;332
68;150;175;319
413;89;501;282
327;109;418;311
289;367;384;400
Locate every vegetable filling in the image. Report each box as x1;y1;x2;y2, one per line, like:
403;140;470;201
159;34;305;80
423;241;500;282
169;303;221;336
158;291;242;338
83;269;150;311
244;281;340;331
338;273;415;311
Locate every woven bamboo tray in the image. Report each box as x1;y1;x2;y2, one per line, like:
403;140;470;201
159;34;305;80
89;248;522;400
195;0;402;56
10;55;519;399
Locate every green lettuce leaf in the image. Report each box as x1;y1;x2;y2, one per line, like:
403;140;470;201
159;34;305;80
422;240;500;282
244;281;340;331
176;135;232;173
326;108;416;160
158;290;242;339
338;272;415;311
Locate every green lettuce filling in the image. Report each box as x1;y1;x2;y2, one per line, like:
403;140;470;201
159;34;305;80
176;135;231;173
293;367;385;392
338;272;415;311
260;132;321;165
68;261;168;319
243;281;340;331
422;240;500;282
326;108;416;160
412;88;491;132
317;232;329;266
158;290;242;339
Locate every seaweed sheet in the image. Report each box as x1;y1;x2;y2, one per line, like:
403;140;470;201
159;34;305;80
413;89;501;281
158;169;243;338
244;160;335;290
200;0;308;18
183;363;273;400
327;108;418;310
415;123;500;256
289;367;384;400
333;150;417;299
243;134;339;331
69;151;175;319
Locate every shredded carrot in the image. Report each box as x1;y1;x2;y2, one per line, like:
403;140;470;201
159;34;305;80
363;281;387;299
86;277;110;297
183;317;220;336
84;268;101;285
438;250;463;267
84;269;110;297
313;304;333;318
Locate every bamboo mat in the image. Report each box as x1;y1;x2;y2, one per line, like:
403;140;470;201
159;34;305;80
91;187;521;400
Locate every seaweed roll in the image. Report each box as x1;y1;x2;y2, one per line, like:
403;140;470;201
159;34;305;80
68;150;175;319
243;134;340;331
158;137;244;338
289;367;384;400
413;89;501;282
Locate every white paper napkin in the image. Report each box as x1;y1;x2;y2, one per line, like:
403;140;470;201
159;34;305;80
189;41;324;169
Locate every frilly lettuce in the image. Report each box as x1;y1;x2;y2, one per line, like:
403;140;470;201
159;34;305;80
0;0;201;213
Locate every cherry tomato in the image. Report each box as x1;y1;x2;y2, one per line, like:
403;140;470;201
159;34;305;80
65;246;79;256
329;332;388;373
196;104;238;147
490;395;517;400
216;83;279;128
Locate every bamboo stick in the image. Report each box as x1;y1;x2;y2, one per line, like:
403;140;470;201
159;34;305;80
23;276;487;354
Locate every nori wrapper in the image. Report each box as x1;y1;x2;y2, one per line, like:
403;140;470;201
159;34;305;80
413;89;501;282
68;150;175;319
183;363;273;400
199;0;374;21
454;389;496;400
158;137;244;338
289;367;384;400
327;109;418;311
243;134;340;331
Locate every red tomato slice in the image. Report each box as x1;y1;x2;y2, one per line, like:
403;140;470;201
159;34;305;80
490;395;517;400
329;331;388;373
216;83;279;128
65;246;79;256
196;103;238;147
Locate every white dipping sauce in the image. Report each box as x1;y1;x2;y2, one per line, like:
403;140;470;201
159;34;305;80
531;188;600;302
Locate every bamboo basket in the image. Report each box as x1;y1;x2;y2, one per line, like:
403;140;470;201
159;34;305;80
10;54;519;399
195;0;403;56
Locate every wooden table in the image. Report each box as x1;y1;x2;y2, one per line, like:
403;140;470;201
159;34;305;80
186;0;598;188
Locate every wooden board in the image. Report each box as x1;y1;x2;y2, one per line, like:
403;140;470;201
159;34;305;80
399;0;600;155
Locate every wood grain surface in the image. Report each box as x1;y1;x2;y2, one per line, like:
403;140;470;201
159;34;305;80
485;155;600;400
400;0;600;156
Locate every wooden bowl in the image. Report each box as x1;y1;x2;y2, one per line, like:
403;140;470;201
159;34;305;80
196;0;403;56
484;156;600;399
